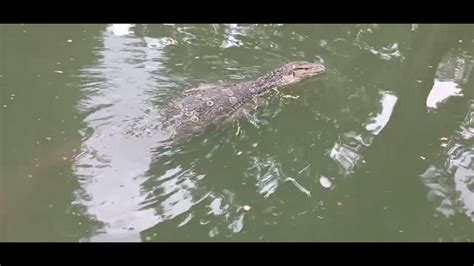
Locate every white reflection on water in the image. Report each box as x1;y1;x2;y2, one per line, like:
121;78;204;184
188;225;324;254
426;47;472;110
365;91;398;135
73;24;176;241
107;24;134;36
221;24;245;49
426;80;463;109
419;47;473;223
247;156;284;198
330;90;398;175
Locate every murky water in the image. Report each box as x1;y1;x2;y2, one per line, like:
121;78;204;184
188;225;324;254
1;24;473;241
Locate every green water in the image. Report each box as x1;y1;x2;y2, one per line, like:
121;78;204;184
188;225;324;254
1;24;473;242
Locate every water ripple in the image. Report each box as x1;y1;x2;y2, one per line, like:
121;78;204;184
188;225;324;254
420;101;474;221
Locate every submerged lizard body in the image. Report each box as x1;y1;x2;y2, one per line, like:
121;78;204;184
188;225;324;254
159;61;325;138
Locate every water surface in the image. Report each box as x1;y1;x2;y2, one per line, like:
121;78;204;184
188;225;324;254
1;24;473;241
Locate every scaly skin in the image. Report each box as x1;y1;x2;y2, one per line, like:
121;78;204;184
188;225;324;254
159;61;325;138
